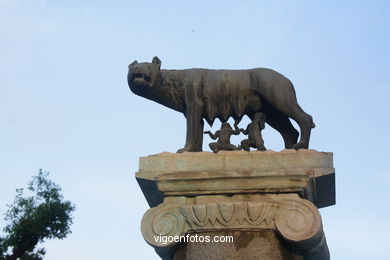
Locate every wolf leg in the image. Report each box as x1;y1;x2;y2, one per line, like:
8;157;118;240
177;105;204;153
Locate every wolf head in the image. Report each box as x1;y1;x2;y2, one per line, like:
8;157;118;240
127;56;163;96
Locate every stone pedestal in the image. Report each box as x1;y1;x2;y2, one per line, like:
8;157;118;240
174;231;304;260
136;150;335;260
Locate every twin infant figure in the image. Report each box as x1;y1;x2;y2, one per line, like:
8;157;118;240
204;112;266;153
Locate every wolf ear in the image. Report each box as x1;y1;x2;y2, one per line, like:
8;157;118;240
129;60;138;68
152;56;161;68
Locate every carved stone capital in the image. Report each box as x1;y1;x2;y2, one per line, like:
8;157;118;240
141;195;327;258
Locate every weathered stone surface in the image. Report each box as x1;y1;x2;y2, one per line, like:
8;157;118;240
136;150;335;208
174;231;304;260
138;150;333;173
141;195;327;252
137;150;334;260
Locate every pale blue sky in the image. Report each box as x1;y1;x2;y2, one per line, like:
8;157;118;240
1;1;389;259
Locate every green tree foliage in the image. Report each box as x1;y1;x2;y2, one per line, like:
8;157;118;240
0;170;75;260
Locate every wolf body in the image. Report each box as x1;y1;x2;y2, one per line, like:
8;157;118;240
128;57;314;152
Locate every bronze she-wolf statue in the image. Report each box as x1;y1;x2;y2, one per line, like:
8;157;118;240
127;56;315;152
